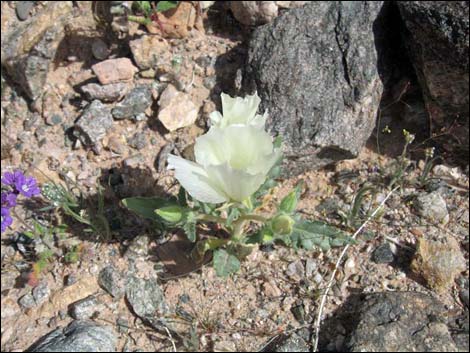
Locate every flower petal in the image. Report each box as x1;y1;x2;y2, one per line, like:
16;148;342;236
221;92;261;127
167;155;228;204
205;163;267;202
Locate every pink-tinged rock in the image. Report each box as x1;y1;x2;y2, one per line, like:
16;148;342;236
91;58;138;85
158;85;198;131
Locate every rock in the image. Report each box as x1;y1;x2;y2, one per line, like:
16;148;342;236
32;282;51;305
433;164;463;180
19;293;36;309
260;329;310;352
91;38;110;60
69;295;99;320
98;265;125;299
346;292;457;352
112;85;152;120
125;276;169;329
16;1;35;21
243;2;384;176
125;235;150;260
415;191;449;224
45;114;63;126
129;35;171;70
230;1;307;26
411;237;466;293
305;258;317;278
371;242;395;264
92;58;138;85
286;260;304;280
157;85;198;131
127;132;148;150
74;100;114;148
81;82;130;103
398;2;469;146
146;1;198;38
26;320;117;352
2;2;73;99
460;289;469;308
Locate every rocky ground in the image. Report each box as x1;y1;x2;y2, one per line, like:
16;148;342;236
1;1;469;352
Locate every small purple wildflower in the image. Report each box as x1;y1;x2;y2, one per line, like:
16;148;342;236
1;192;17;209
1;170;25;187
1;207;13;233
15;174;40;198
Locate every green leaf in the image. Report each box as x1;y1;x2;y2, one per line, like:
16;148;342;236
155;205;185;223
271;214;294;235
156;1;179;12
279;182;303;213
228;243;255;260
213;249;240;277
194;238;228;260
183;212;197;242
226;208;240;226
290;220;353;250
247;226;274;244
136;1;152;15
122;197;175;221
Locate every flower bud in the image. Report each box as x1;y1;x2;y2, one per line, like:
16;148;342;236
271;214;294;235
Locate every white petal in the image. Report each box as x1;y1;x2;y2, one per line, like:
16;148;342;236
209;111;223;126
221;92;261;126
205;163;267;202
167;155;227;204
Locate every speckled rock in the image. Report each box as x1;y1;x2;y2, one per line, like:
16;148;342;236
415;191;449;224
81;82;130;103
411;237;466;293
98;265;126;299
69;296;99;320
125;276;169;329
371;243;395;264
243;2;384;176
26;320;117;352
260;329;310;352
2;2;73;99
112;85;152;120
74;100;114;148
129;35;172;70
398;1;469;146
346;292;457;352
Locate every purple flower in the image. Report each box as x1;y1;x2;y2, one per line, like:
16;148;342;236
15;174;40;197
1;192;17;209
1;207;13;233
1;170;25;187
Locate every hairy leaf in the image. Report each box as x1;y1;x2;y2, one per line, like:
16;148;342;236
213;249;240;277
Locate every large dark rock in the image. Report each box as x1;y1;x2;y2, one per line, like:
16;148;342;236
346;292;458;352
27;320;117;352
1;2;73;100
398;1;469;147
243;2;384;176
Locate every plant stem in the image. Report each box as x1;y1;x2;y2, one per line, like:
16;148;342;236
197;214;227;224
238;214;268;223
127;15;151;25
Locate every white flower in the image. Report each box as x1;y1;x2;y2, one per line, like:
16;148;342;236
209;92;267;129
168;125;280;203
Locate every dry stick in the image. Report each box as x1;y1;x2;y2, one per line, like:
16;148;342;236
312;186;399;352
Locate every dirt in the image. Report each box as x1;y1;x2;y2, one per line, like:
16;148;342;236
1;2;469;352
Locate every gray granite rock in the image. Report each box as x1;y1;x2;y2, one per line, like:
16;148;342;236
243;2;384;176
32;282;51;305
346;292;458;352
398;1;469;147
125;276;169;329
112;85;152;120
415;191;449;224
69;295;99;320
2;2;73;99
74;100;114;148
260;329;310;352
27;320;116;352
98;265;126;299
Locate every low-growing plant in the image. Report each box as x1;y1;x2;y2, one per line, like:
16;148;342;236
123;92;353;277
